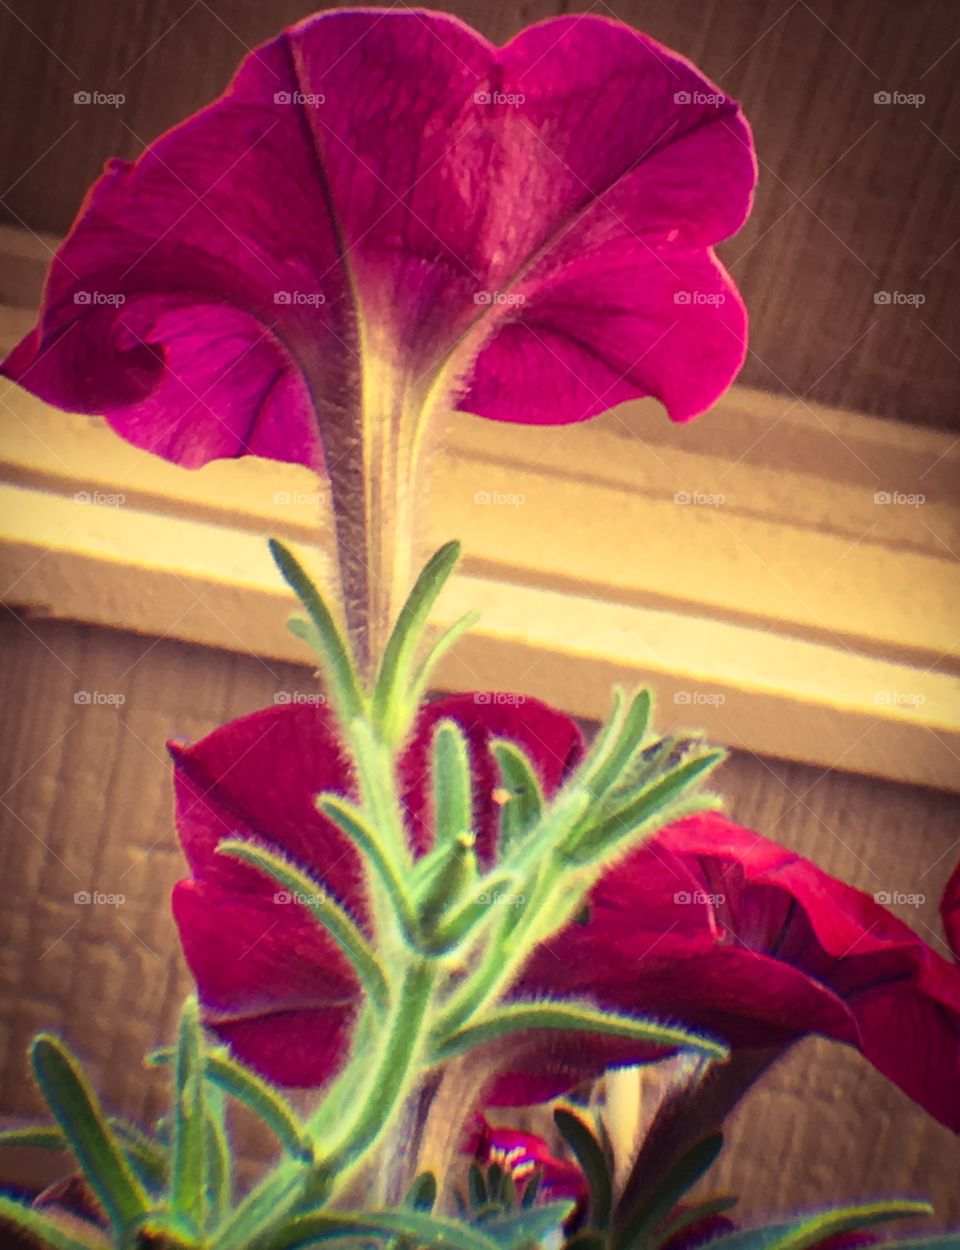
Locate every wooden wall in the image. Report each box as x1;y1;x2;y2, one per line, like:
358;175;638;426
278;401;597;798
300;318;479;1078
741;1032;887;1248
0;0;959;430
0;613;958;1220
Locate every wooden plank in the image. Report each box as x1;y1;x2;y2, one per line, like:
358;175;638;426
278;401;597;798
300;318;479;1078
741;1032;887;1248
1;481;957;791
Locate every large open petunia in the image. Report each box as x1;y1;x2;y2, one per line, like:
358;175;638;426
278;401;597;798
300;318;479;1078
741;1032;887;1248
170;696;960;1133
1;9;756;666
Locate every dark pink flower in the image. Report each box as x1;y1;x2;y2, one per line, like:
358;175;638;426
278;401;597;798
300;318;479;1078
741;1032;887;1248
465;1114;586;1202
2;10;755;469
170;695;585;1084
510;813;960;1130
170;697;960;1135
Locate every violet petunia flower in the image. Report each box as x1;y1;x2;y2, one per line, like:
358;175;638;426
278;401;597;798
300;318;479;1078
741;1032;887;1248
3;10;755;463
1;10;756;666
169;697;960;1133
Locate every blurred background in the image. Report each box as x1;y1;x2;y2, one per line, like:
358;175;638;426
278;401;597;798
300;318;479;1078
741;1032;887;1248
0;0;958;1226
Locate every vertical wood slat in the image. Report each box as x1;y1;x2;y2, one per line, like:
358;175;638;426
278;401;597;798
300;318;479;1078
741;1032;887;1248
0;613;958;1216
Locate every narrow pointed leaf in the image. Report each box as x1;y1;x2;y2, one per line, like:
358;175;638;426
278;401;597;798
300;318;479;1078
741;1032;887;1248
581;689;652;804
433;1003;728;1062
204;1085;231;1227
409;610;481;708
171;997;209;1230
205;1052;311;1162
0;1125;69;1150
469;1164;489;1210
428;872;519;950
269;538;364;720
482;1200;576;1245
615;1133;724;1250
148;1047;311;1162
405;1171;438;1212
30;1034;151;1235
0;1198;107;1250
316;794;420;943
491;739;545;855
705;1202;934;1250
568;752;725;861
654;1196;739;1250
372;540;461;742
109;1118;169;1189
218;836;389;1011
554;1107;612;1231
431;719;473;846
252;1208;500;1250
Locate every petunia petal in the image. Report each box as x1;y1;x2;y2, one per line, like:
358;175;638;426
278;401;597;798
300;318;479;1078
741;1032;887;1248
172;878;356;1086
2;11;755;466
169;701;363;912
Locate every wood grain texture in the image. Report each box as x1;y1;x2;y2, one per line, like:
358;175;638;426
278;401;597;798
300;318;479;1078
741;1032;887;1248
0;0;958;430
0;614;958;1216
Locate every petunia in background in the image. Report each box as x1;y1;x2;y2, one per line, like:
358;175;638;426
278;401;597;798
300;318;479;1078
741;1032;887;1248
0;9;756;670
169;694;960;1131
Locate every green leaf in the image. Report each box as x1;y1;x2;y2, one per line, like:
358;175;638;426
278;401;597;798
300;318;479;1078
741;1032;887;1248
372;539;462;743
554;1107;612;1232
109;1118;169;1189
206;1052;309;1162
566;751;725;862
433;1002;728;1064
581;689;652;805
316;794;420;945
204;1085;231;1229
148;1048;310;1163
409;610;481;709
469;1163;489;1209
405;1171;438;1212
269;538;365;721
251;1208;501;1250
431;719;473;847
30;1033;151;1236
171;997;209;1232
491;739;545;856
218;837;389;1011
0;1198;107;1250
0;1124;69;1150
481;1200;576;1246
652;1196;739;1250
704;1201;934;1250
614;1133;724;1250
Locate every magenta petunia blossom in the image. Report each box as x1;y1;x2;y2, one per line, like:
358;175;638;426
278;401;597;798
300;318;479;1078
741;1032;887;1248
1;9;756;470
465;1115;587;1202
511;813;960;1130
169;697;960;1133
